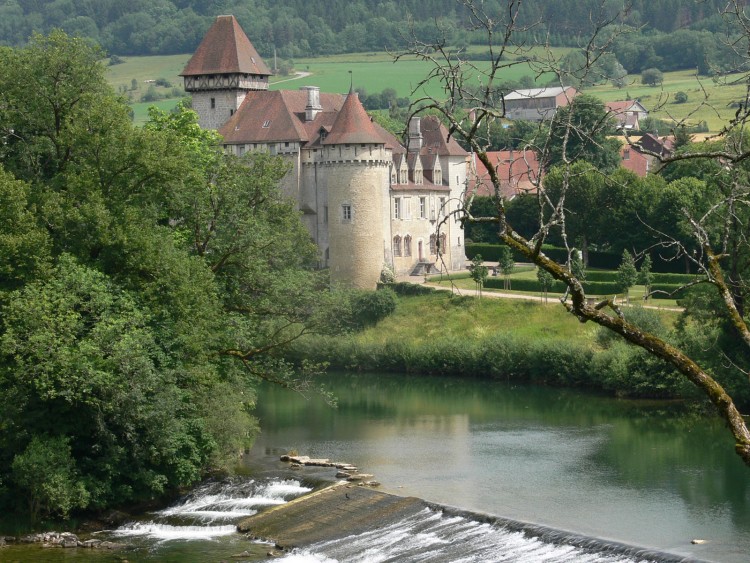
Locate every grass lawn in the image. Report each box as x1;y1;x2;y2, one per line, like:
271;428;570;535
359;291;596;346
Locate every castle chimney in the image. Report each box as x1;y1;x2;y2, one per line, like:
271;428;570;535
303;86;322;121
408;116;423;153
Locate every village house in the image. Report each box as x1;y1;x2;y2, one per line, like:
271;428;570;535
605;100;648;131
467;150;541;199
503;86;578;121
181;15;469;288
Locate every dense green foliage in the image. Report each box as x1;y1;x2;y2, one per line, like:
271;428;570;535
0;32;345;523
0;0;739;77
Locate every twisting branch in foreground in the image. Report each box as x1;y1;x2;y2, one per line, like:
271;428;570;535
401;0;750;466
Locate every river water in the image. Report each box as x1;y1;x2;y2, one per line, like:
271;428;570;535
5;372;750;562
247;373;750;562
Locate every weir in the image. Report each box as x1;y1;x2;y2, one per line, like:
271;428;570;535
238;483;707;562
237;482;424;547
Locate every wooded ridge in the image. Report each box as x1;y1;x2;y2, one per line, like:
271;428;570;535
0;0;739;75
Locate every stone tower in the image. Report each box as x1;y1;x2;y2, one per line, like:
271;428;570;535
180;15;271;130
323;90;391;289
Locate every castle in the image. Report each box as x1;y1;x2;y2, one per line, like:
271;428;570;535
181;15;469;289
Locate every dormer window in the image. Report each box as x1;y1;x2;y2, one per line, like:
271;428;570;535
262;120;271;128
319;127;328;141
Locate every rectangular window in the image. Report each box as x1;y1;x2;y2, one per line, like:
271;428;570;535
394;198;401;220
419;197;426;218
439;197;447;216
342;204;352;221
210;97;216;109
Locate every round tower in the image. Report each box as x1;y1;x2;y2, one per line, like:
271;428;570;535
323;91;391;289
181;15;271;130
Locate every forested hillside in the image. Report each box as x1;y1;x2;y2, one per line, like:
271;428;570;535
0;0;738;75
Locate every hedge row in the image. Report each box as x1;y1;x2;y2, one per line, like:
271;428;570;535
465;243;696;274
379;282;437;295
484;277;623;295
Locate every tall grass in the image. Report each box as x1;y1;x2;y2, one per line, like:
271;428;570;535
286;292;699;400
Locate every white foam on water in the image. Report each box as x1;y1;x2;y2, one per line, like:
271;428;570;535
177;509;257;520
276;507;660;563
112;478;313;544
112;522;237;541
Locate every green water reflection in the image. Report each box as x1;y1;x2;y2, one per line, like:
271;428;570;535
251;372;750;562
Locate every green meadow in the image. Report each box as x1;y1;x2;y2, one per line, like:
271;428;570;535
109;51;739;132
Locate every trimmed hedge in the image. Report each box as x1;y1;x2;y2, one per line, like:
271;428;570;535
585;270;618;282
465;243;695;273
648;273;702;284
485;277;621;295
380;281;437;295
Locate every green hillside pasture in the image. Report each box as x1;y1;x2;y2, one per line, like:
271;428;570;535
279;55;544;100
588;69;744;132
106;54;190;93
106;52;550;123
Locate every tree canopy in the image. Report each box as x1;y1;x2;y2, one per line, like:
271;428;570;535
0;31;340;521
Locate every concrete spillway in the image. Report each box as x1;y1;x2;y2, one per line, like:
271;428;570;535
237;482;708;562
237;483;424;549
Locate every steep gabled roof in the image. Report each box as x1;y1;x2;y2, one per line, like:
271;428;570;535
219;90;343;144
419;116;468;157
181;15;271;77
323;91;383;145
468;150;540;199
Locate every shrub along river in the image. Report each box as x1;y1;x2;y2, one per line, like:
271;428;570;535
6;372;750;562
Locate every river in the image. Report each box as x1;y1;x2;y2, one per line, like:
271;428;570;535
247;372;750;562
5;372;749;562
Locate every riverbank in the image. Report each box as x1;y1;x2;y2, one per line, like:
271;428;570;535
286;290;702;402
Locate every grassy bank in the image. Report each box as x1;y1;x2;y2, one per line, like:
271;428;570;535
287;291;697;400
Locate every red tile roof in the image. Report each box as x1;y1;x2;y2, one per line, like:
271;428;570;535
419;116;468;157
468;150;540;199
219;90;344;143
323;91;384;145
181;15;271;77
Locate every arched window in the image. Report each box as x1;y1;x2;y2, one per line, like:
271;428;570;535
439;233;447;255
429;234;437;255
404;235;412;257
393;235;402;257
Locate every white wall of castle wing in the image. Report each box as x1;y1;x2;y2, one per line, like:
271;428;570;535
444;155;470;271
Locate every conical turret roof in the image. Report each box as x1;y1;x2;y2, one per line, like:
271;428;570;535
181;15;271;77
322;90;383;145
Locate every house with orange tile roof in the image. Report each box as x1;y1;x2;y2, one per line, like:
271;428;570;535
467;150;541;199
182;16;469;288
605;100;648;131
